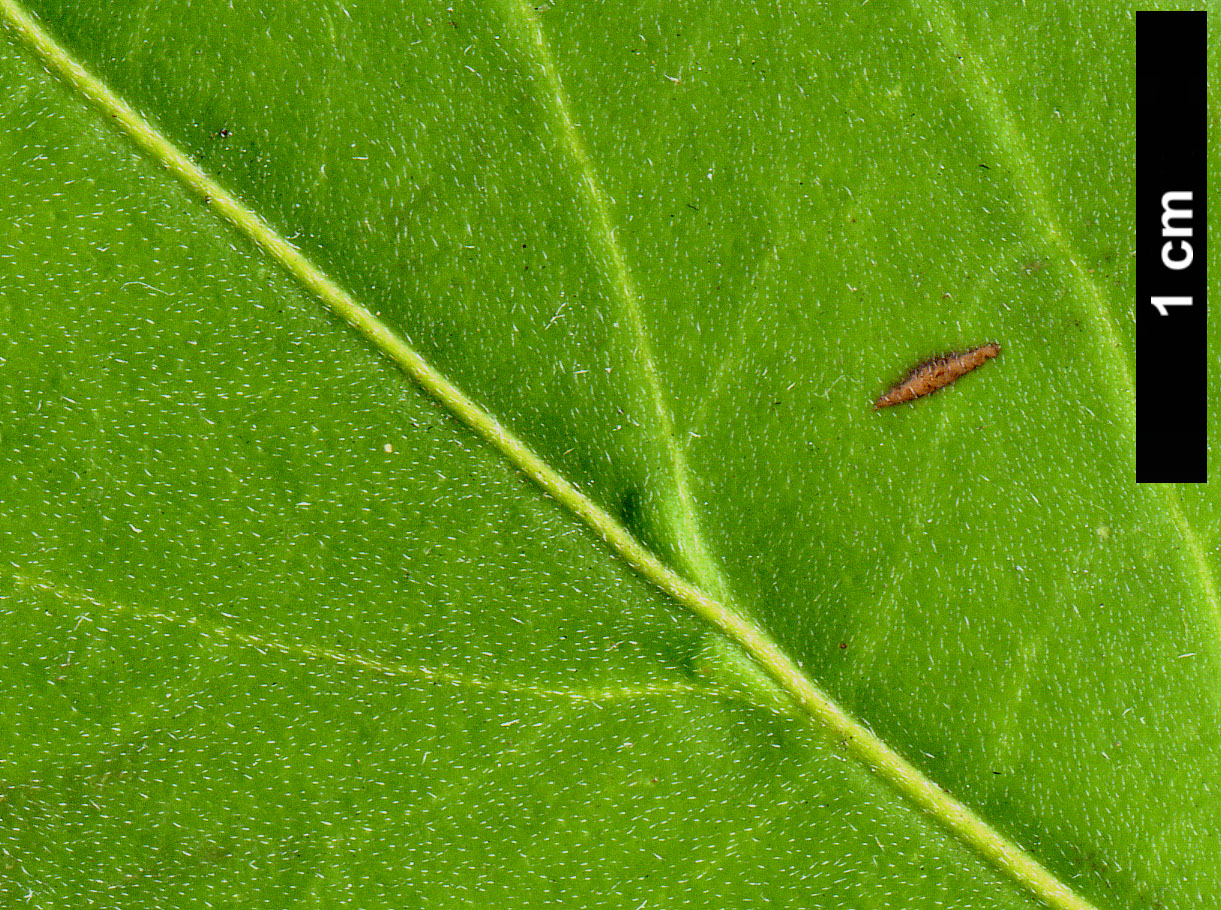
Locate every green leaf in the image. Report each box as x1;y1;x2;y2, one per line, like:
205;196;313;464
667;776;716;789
1;1;1216;908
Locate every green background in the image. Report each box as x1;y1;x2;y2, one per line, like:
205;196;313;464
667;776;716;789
1;1;1218;907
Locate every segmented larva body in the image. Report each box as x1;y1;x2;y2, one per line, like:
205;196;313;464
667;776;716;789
873;342;1001;410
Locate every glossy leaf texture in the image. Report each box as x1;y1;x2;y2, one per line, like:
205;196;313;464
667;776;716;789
1;1;1218;908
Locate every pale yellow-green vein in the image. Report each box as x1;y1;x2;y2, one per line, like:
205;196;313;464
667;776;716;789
919;0;1134;422
1;4;1098;908
12;573;705;705
920;0;1221;647
497;0;728;597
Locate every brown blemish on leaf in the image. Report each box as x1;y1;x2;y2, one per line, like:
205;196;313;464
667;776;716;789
873;342;1001;410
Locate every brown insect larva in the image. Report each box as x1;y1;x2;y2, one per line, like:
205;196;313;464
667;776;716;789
873;342;1001;410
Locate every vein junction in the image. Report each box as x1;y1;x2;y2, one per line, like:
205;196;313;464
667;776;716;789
0;4;1101;908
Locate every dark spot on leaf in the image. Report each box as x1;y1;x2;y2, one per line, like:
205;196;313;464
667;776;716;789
617;487;646;540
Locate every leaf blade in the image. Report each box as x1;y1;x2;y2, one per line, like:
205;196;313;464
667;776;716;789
2;1;1217;908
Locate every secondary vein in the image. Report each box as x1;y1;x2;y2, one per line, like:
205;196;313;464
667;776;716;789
499;0;728;598
0;4;1097;908
12;573;707;704
920;0;1221;651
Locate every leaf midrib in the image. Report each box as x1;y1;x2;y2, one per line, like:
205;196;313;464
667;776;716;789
0;3;1097;909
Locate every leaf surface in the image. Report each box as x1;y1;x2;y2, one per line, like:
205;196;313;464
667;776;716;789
1;2;1218;908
